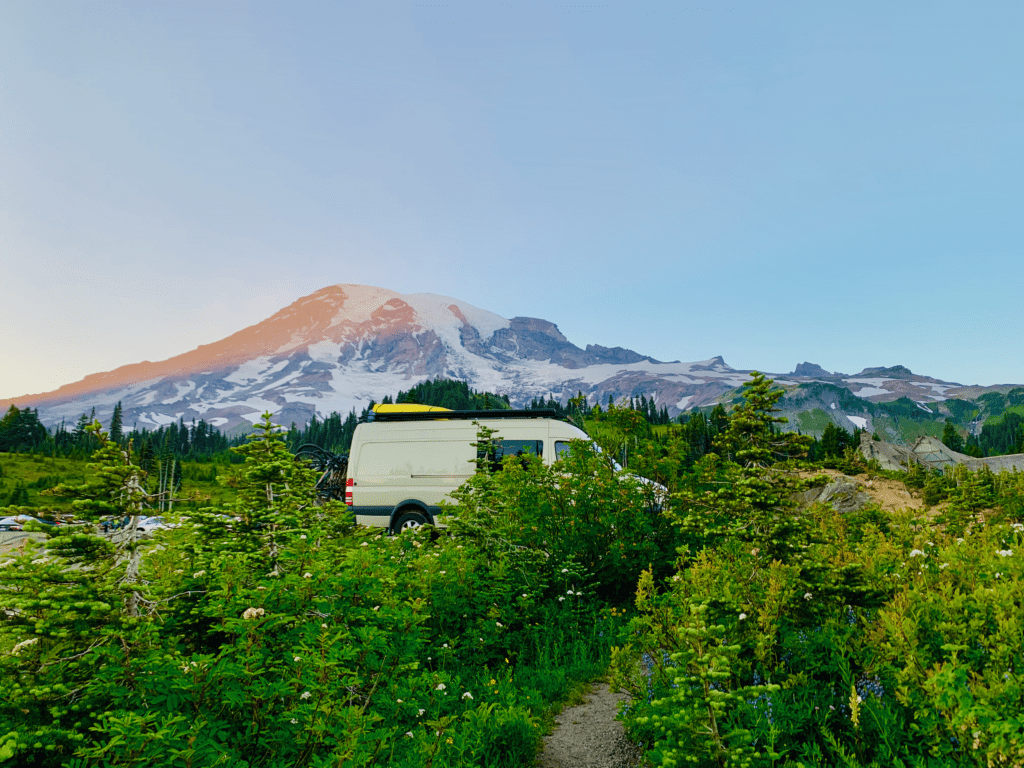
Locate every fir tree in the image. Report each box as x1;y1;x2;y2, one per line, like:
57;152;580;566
109;401;123;444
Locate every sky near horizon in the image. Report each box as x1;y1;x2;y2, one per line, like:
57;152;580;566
2;0;1021;401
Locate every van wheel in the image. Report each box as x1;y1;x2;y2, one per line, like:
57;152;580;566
393;511;427;534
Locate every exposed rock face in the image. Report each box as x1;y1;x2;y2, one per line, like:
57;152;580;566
858;432;1024;474
796;477;875;514
790;362;834;378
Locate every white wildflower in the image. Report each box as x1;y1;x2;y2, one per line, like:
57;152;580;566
405;731;414;738
436;683;446;690
303;572;312;578
561;568;569;573
997;550;1013;557
567;590;574;595
440;570;446;575
360;542;368;547
300;691;311;699
372;605;380;611
496;622;503;628
397;699;403;703
242;607;266;620
294;656;301;662
192;570;206;578
559;597;565;602
803;592;813;601
290;718;298;724
267;570;280;578
739;613;747;620
910;549;925;557
300;534;307;539
462;692;473;699
418;709;426;716
11;638;39;655
1011;523;1024;532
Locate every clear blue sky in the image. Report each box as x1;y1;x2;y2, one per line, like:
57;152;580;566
2;0;1021;400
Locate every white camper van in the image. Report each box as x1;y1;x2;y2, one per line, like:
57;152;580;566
345;405;589;533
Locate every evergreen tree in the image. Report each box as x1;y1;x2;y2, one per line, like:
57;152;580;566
109;401;124;444
941;420;965;453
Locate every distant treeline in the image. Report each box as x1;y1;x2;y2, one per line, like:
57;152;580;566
5;378;1023;465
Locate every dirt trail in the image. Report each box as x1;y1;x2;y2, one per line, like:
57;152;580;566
535;681;643;768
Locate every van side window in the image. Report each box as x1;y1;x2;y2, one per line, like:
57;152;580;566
476;439;543;473
555;441;572;459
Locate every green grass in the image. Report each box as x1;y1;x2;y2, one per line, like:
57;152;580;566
983;404;1024;426
795;408;833;435
0;453;242;516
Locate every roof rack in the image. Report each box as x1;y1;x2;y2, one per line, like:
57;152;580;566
367;408;563;423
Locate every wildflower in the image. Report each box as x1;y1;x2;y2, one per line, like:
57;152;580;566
997;550;1013;557
291;718;298;724
957;538;965;545
1012;523;1024;532
803;592;812;601
192;570;206;578
462;692;473;699
751;548;760;556
496;622;503;628
909;549;925;557
489;679;496;685
522;594;528;598
397;699;403;703
300;534;307;539
940;563;950;569
418;709;426;716
11;637;40;655
242;607;266;620
561;568;568;573
303;572;312;578
436;683;446;690
321;623;328;629
442;643;448;648
294;656;301;662
405;731;414;738
373;606;380;611
739;613;747;620
360;542;368;547
559;597;565;602
440;570;446;575
567;590;574;595
267;570;280;578
446;737;453;745
300;691;311;699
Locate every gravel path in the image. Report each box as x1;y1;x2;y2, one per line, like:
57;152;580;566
535;681;644;768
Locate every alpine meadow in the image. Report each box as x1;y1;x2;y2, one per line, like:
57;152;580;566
2;373;1023;767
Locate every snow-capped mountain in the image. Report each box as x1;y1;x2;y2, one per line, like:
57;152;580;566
0;284;1015;436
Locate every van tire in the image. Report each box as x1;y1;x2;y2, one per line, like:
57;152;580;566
393;510;428;534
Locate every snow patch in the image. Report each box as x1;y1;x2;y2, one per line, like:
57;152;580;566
207;417;229;427
847;415;868;429
676;395;693;410
915;401;933;413
852;386;888;398
161;381;197;405
830;402;836;410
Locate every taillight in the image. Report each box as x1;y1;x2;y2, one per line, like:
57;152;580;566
345;477;354;506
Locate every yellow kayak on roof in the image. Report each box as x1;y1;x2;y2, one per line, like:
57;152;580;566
372;404;452;414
